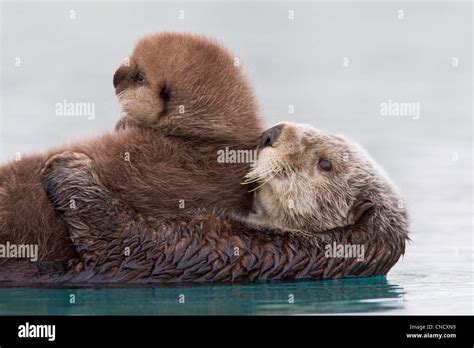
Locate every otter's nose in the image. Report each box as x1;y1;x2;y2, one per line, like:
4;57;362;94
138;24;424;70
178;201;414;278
113;66;128;89
259;124;284;148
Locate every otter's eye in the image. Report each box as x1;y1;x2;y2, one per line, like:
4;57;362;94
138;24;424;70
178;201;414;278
136;72;146;84
318;159;332;171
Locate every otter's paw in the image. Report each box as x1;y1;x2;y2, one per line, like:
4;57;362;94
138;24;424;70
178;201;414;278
41;151;94;200
41;151;92;178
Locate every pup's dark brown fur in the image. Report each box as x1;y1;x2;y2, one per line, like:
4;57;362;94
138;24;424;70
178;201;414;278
0;32;263;262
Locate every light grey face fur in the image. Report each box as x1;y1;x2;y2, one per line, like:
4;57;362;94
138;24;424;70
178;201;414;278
244;122;403;235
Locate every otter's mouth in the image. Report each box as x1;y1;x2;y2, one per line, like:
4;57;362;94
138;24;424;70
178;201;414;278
115;91;130;115
116;90;132;110
242;153;278;188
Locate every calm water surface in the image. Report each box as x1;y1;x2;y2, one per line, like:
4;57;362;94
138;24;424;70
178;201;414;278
0;278;404;315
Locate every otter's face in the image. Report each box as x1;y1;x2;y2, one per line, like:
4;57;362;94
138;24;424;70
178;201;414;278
113;39;172;128
244;122;375;232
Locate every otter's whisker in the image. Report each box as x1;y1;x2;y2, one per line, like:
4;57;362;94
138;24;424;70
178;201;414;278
242;167;276;184
243;169;274;185
247;166;282;192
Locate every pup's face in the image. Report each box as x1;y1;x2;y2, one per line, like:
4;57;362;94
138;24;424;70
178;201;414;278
244;122;375;232
113;32;261;141
113;55;168;126
113;34;180;127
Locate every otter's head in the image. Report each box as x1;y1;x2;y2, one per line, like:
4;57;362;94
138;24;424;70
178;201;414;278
244;122;402;233
113;32;262;143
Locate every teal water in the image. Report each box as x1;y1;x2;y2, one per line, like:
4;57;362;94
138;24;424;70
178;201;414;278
0;277;404;315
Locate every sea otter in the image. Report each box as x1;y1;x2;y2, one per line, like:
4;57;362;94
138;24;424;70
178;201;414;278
242;122;407;235
11;122;408;284
0;33;263;263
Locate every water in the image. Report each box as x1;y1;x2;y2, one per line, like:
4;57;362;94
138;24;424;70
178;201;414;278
0;277;405;315
0;1;472;315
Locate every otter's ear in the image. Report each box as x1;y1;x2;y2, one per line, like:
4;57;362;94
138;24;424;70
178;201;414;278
347;196;374;225
159;85;171;103
158;85;171;116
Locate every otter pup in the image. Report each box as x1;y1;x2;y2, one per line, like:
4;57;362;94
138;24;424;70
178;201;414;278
0;32;263;262
29;122;408;284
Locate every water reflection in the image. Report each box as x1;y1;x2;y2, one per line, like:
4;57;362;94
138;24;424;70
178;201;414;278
0;277;404;315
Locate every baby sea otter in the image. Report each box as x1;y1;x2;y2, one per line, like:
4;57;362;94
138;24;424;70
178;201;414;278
0;32;262;263
29;123;409;284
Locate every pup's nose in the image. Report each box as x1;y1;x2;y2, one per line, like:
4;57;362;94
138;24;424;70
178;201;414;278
113;66;127;89
259;124;284;148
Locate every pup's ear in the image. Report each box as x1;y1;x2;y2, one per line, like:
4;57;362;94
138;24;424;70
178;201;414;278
159;85;171;103
158;84;171;116
347;194;374;225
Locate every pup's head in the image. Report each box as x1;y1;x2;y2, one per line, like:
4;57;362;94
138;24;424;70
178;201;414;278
244;122;399;233
113;32;262;142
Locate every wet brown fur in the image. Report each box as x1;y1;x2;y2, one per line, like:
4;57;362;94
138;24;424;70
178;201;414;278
2;151;406;284
0;118;410;286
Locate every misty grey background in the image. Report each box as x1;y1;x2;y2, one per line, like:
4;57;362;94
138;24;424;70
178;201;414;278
1;1;472;314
